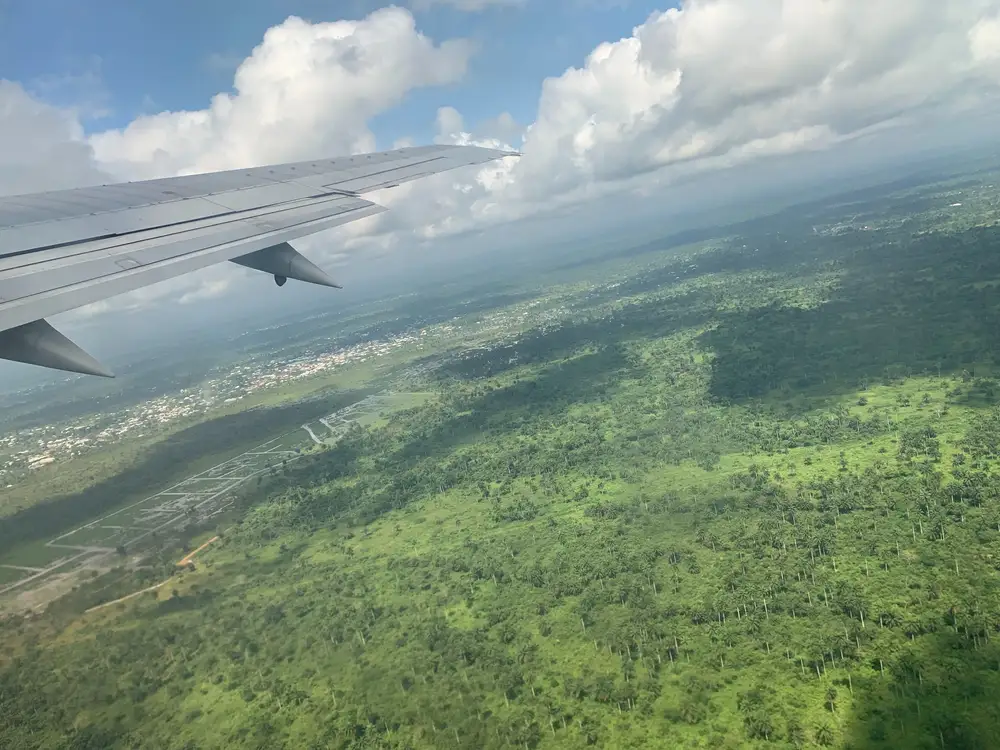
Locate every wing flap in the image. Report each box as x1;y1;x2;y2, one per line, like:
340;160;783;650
0;144;516;345
198;181;325;212
0;145;511;241
0;195;385;331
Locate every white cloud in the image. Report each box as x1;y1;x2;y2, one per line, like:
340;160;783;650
970;14;1000;62
178;278;234;305
4;1;1000;329
476;111;522;144
383;0;1000;239
433;106;521;145
509;1;1000;203
0;80;108;196
89;7;472;180
434;105;465;143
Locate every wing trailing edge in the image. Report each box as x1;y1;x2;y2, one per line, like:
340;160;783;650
0;144;517;377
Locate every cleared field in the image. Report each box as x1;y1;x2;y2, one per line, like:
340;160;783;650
47;439;296;554
356;391;435;428
303;390;437;444
0;567;27;585
0;379;445;617
52;524;128;549
0;433;307;613
0;390;364;536
0;542;70;569
0;378;432;613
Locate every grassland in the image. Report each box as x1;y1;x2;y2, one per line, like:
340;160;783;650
3;168;1000;749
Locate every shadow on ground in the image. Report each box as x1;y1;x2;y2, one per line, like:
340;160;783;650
843;628;1000;750
439;287;717;383
0;391;366;551
392;343;642;473
703;225;1000;402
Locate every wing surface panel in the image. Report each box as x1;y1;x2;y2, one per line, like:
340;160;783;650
0;145;505;246
0;143;516;375
0;195;384;332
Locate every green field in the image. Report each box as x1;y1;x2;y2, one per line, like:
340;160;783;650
0;567;27;586
355;392;436;427
0;542;71;569
3;168;1000;749
0;390;368;552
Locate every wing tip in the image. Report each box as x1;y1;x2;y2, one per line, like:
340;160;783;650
485;147;521;158
447;144;520;160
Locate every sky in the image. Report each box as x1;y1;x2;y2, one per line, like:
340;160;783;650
1;0;1000;374
0;0;670;141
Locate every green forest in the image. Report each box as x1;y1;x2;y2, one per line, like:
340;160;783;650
3;171;1000;749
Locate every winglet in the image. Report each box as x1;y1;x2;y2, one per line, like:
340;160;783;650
0;319;114;378
231;242;341;289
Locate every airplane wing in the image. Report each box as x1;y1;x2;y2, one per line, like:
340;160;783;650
0;144;514;377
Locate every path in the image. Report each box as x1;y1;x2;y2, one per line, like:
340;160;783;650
177;535;219;567
84;581;169;614
84;535;221;614
0;437;299;606
302;423;324;445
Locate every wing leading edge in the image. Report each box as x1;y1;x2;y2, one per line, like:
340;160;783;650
0;144;515;377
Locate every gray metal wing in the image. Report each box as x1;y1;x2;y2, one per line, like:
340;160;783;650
0;144;514;376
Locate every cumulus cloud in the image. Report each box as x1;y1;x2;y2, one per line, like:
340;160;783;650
499;0;1000;213
434;106;466;143
970;14;1000;62
0;80;109;196
476;112;523;144
4;1;1000;326
89;7;472;179
433;106;521;145
346;0;1000;242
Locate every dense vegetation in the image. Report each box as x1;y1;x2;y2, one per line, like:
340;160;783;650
3;169;1000;749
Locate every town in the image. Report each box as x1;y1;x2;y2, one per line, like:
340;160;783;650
0;329;426;483
0;295;576;489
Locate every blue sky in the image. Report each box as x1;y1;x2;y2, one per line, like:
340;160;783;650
0;0;671;146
